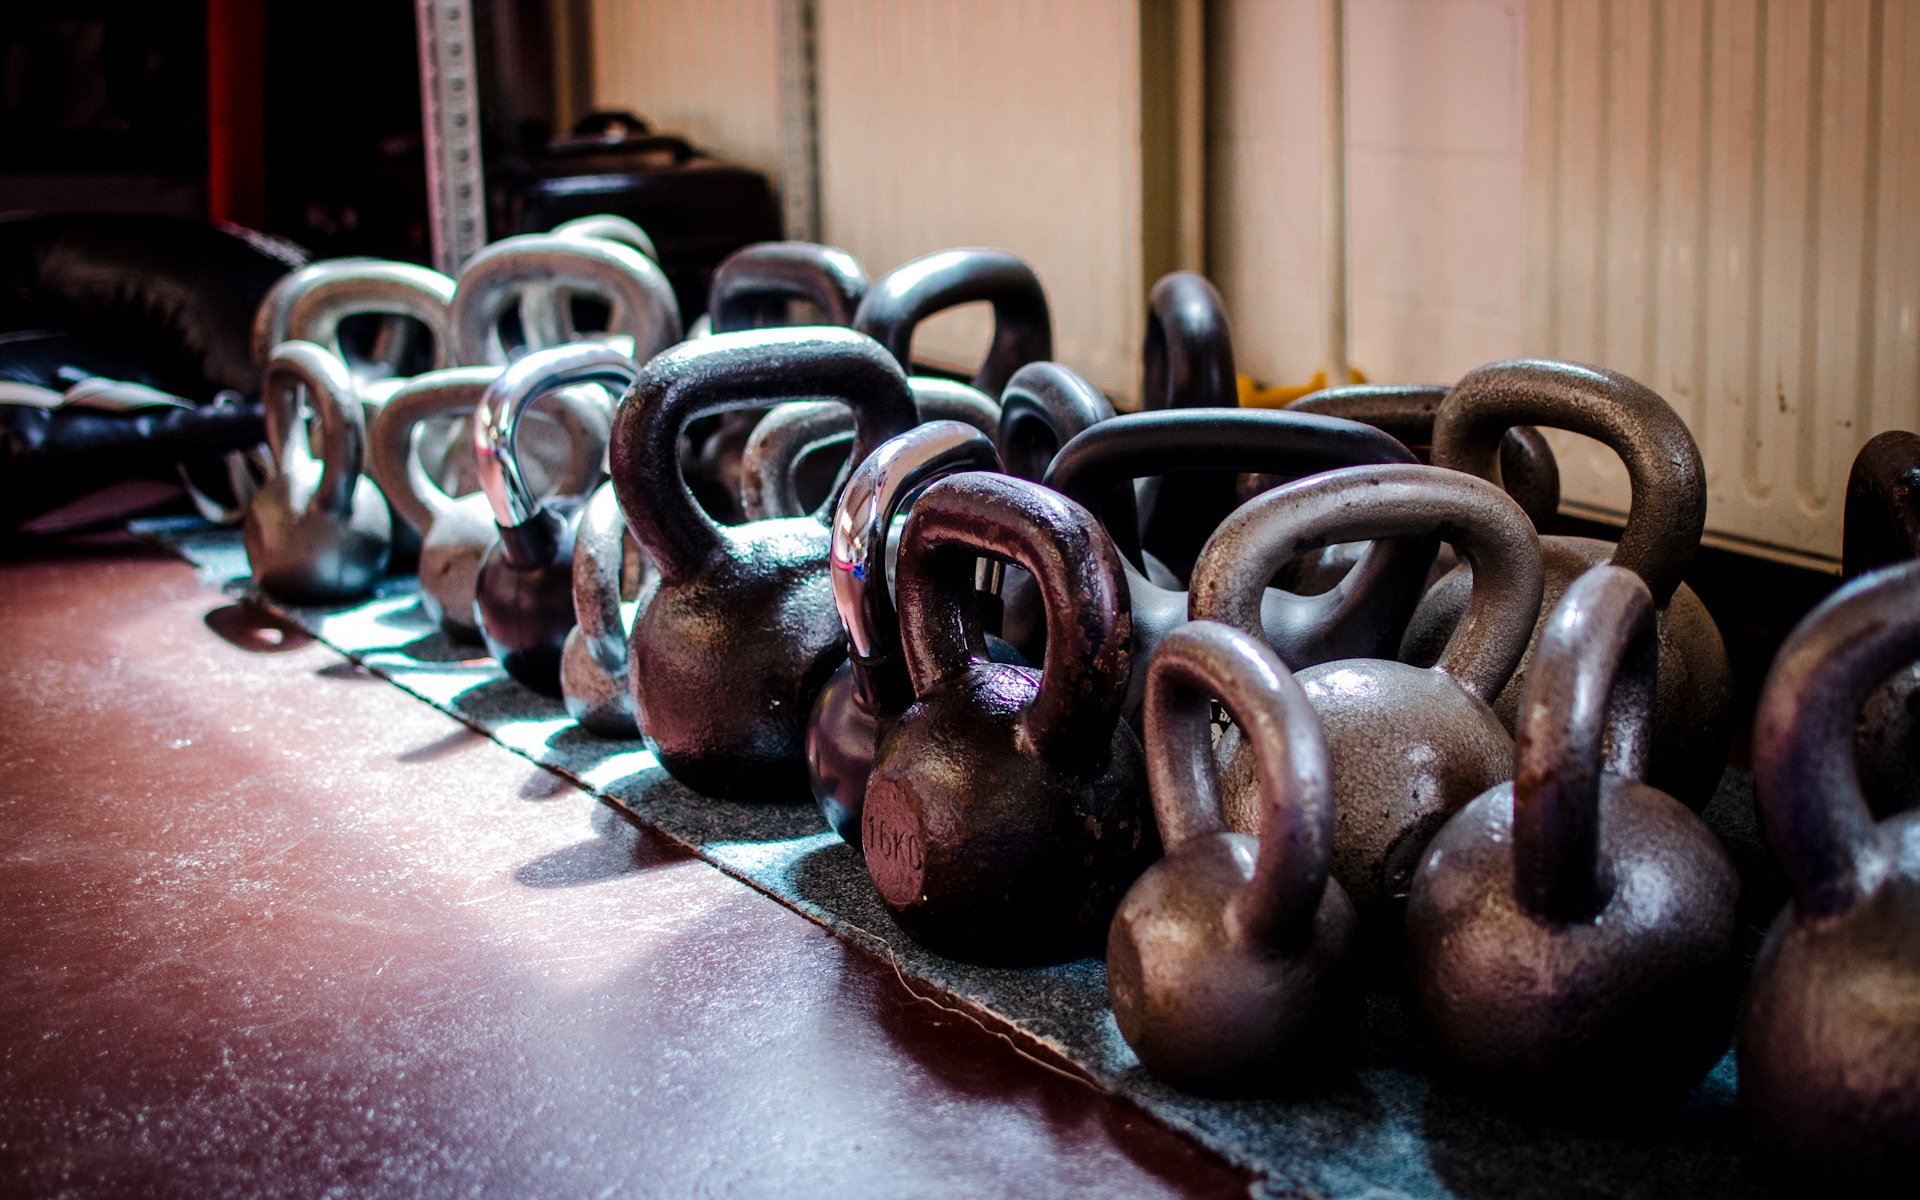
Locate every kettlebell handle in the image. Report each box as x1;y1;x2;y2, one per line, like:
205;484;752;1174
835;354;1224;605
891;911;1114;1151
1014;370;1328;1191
1189;464;1544;705
1841;430;1920;577
551;214;659;262
474;343;637;529
996;361;1136;547
709;241;870;333
450;233;682;367
1141;272;1236;412
611;328;920;584
281;262;457;377
832;422;1003;716
896;473;1131;765
1511;566;1658;924
854;248;1053;398
1145;621;1336;951
572;481;642;676
262;341;366;521
1432;359;1702;603
1753;559;1920;918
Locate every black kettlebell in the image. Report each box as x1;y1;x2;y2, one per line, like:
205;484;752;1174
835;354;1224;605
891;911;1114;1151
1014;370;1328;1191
1406;565;1741;1102
1107;621;1358;1095
854;247;1052;397
1741;559;1920;1187
611;328;920;800
1135;271;1243;582
1841;429;1920;818
807;422;1004;844
1190;464;1544;921
863;473;1154;964
473;344;640;695
1030;408;1435;720
997;359;1117;484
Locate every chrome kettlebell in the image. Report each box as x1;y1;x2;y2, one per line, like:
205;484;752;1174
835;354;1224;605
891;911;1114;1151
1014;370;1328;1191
253;258;456;399
737;377;1001;522
368;366;608;642
1190;464;1544;920
1134;271;1243;582
1404;360;1732;810
1032;408;1433;721
1842;429;1920;818
1740;559;1920;1187
611;328;919;800
863;472;1153;964
451;231;682;368
513;214;663;347
1406;565;1740;1100
472;344;640;695
854;247;1052;397
807;421;1004;844
560;480;654;737
242;341;392;603
1107;621;1357;1094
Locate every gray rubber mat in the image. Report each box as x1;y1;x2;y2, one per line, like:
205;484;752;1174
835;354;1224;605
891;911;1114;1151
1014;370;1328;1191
143;517;1779;1200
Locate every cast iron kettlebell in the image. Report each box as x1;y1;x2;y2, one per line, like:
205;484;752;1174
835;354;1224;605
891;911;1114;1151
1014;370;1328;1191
807;421;1004;844
737;377;1001;522
560;480;654;737
242;341;392;603
1190;464;1545;920
1107;621;1357;1094
997;359;1117;483
1029;409;1434;719
1406;565;1740;1101
1134;271;1243;582
513;214;662;347
473;343;640;694
1403;360;1733;810
451;231;682;367
1740;559;1920;1187
368;366;608;641
862;472;1153;964
610;328;919;800
854;247;1052;397
253;258;455;396
1841;429;1920;818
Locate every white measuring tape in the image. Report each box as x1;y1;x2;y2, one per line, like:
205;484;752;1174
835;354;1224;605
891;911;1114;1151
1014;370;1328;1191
415;0;488;275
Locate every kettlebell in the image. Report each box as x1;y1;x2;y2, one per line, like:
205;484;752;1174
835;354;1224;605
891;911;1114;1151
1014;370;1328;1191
473;343;641;695
686;240;872;521
253;258;455;395
368;366;608;642
1107;621;1357;1094
451;231;682;368
560;480;654;737
1403;360;1733;810
1405;565;1741;1101
1135;271;1243;582
1273;383;1561;593
242;341;392;603
1740;559;1920;1187
737;377;1001;522
1841;429;1920;818
854;247;1052;397
807;421;1004;844
1190;464;1544;920
863;472;1153;964
1028;409;1435;719
610;328;920;800
514;214;662;347
997;359;1117;484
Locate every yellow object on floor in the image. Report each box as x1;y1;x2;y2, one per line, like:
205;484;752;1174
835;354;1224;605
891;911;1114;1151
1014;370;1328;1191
1237;367;1368;409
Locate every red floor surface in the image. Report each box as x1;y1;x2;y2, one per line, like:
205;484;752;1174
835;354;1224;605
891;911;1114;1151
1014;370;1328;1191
0;539;1250;1198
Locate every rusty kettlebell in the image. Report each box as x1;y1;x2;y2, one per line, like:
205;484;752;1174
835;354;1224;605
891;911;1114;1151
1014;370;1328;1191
242;341;392;603
854;247;1052;398
451;231;681;368
1190;464;1544;920
1406;565;1740;1101
1740;559;1920;1187
611;328;919;799
737;377;1001;522
807;421;1004;844
368;366;608;642
560;480;654;737
862;472;1153;964
1403;360;1732;810
1032;409;1434;719
1841;429;1920;818
1106;621;1357;1094
472;344;640;695
1134;271;1243;582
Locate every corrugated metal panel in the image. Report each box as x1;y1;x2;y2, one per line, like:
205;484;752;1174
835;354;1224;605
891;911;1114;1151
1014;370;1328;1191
1527;0;1920;567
